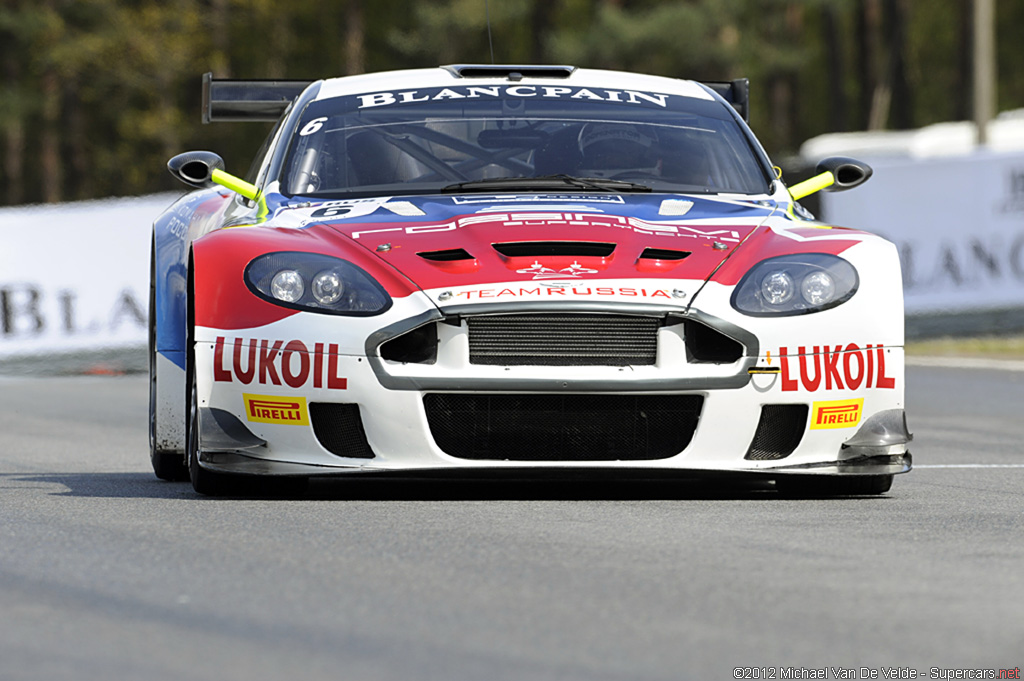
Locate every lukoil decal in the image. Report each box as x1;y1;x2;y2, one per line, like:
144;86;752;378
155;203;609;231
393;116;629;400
244;394;310;426
809;399;864;429
213;337;348;389
779;345;895;392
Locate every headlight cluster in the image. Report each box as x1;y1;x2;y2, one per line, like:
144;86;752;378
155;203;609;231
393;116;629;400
731;253;858;316
245;252;391;315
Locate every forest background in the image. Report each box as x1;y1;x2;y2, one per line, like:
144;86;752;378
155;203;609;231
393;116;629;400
0;0;1018;207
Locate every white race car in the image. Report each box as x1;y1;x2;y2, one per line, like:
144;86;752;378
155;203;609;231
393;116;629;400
150;65;910;495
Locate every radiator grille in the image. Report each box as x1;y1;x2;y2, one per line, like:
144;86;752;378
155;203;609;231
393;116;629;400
744;404;808;460
309;403;375;459
467;314;659;366
424;393;702;461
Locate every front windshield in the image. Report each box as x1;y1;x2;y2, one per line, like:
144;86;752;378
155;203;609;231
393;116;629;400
281;84;772;197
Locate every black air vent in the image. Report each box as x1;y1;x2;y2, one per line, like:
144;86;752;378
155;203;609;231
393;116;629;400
424;393;703;461
745;404;808;460
379;323;438;364
493;241;615;258
468;314;659;366
639;248;691;261
418;248;474;262
684;319;744;363
310;403;375;459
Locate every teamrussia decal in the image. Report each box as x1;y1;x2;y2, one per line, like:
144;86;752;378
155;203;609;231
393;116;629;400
810;399;864;430
213;337;348;389
778;344;896;392
448;284;678;301
244;394;310;426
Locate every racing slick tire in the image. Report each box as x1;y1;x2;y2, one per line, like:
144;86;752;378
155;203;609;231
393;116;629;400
149;243;189;482
775;474;894;496
186;352;237;496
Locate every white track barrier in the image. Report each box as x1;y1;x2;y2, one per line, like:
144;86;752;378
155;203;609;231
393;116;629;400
819;149;1024;315
0;193;181;362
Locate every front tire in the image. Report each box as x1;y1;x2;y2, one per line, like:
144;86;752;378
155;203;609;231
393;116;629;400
186;328;236;496
150;240;188;481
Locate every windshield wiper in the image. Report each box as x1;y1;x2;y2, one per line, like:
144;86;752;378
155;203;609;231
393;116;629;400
441;174;652;193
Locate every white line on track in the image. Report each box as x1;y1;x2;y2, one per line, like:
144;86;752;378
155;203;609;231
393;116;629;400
915;464;1024;468
906;355;1024;371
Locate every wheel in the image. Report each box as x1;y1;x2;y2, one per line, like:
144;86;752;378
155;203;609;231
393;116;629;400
186;337;237;496
150;241;188;481
187;356;236;493
775;474;893;496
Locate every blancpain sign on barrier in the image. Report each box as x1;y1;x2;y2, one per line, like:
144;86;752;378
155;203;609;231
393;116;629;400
0;193;181;360
820;149;1024;314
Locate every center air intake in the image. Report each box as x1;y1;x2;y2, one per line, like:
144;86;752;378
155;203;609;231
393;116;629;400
467;313;659;366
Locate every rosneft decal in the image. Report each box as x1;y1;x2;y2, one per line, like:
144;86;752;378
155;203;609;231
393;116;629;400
809;399;864;430
214;337;348;389
779;344;896;392
244;394;310;426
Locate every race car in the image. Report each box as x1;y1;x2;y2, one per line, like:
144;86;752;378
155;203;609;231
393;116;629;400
150;64;911;496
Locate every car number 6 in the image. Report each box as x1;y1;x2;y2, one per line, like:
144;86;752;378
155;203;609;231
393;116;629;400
299;117;328;136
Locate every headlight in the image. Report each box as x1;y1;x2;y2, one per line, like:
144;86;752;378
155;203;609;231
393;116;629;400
731;253;858;316
245;252;392;316
271;270;304;302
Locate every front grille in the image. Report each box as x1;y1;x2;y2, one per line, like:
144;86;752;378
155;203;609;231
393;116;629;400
309;403;375;459
424;393;703;461
467;314;659;366
744;404;808;460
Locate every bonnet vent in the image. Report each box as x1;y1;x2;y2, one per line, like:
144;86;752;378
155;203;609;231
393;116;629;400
638;248;691;261
492;241;615;258
418;248;475;262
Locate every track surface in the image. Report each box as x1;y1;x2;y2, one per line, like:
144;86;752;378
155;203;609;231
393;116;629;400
1;366;1022;680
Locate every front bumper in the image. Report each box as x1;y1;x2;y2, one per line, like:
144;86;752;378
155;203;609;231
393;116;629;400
193;302;910;480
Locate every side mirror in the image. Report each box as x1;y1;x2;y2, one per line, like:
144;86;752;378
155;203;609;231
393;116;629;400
788;156;873;200
167;151;226;189
167;151;263;208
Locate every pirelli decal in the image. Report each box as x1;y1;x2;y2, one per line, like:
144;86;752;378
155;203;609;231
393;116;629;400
244;394;310;426
810;399;863;430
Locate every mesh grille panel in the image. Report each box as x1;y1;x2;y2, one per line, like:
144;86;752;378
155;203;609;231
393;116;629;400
424;393;702;461
468;314;659;366
745;404;808;460
309;403;375;459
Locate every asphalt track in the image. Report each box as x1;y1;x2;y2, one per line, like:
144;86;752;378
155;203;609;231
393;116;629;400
1;365;1022;681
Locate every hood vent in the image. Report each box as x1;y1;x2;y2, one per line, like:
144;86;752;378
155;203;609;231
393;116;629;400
493;241;615;258
638;248;691;261
635;247;692;273
417;248;475;262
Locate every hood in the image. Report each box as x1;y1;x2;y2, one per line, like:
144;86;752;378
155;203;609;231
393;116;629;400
282;193;778;296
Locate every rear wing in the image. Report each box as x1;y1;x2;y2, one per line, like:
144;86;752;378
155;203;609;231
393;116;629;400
202;73;312;123
700;79;750;122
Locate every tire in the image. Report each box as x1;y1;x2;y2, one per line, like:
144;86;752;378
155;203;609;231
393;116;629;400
150;241;188;482
775;474;894;496
187;356;239;496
